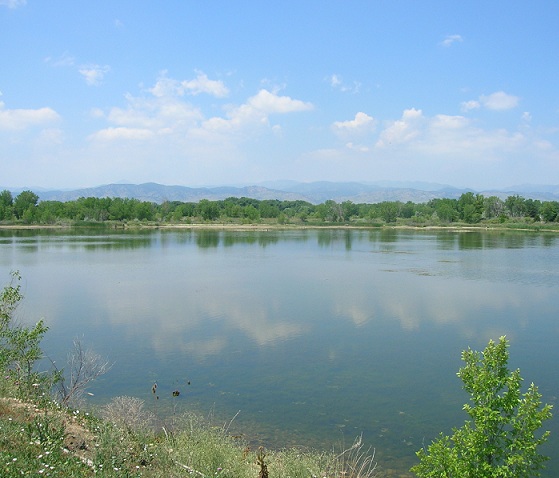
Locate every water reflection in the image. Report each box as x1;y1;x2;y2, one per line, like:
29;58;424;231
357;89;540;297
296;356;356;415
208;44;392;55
1;228;558;477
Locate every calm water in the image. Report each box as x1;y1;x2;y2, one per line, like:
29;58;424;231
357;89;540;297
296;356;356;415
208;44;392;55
1;228;558;476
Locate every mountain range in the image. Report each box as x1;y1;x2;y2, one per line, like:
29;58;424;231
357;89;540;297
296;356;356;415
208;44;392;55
6;181;559;205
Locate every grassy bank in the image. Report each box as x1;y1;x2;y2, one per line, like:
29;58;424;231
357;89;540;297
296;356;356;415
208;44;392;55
0;391;379;478
2;217;559;233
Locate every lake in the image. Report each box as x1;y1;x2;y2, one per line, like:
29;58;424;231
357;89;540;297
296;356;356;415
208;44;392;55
1;227;558;476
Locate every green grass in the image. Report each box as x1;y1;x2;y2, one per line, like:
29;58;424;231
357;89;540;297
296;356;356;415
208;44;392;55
0;394;380;478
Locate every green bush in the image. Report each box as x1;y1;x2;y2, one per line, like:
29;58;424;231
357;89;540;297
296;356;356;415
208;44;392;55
0;272;57;401
411;337;553;478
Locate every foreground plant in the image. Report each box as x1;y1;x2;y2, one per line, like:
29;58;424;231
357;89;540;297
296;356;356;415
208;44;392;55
0;271;55;400
411;336;553;478
53;337;112;408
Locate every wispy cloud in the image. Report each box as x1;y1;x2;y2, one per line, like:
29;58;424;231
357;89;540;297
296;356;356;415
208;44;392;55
150;70;229;98
45;54;110;86
44;52;75;67
90;127;154;142
79;64;110;86
328;74;361;93
440;34;463;47
0;0;26;8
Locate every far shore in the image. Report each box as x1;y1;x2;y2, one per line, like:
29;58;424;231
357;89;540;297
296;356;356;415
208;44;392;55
2;221;559;233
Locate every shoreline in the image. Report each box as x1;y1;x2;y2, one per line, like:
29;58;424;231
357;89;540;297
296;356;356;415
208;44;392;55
1;222;559;233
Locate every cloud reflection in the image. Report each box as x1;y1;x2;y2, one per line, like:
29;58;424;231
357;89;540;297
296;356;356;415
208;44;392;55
8;230;558;362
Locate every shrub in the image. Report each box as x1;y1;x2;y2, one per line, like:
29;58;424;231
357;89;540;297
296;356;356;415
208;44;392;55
0;271;54;400
411;337;553;478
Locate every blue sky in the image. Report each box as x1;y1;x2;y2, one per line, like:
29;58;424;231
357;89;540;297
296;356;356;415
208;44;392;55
1;1;559;190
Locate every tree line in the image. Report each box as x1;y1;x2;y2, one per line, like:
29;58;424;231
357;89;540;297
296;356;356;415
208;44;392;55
1;189;559;226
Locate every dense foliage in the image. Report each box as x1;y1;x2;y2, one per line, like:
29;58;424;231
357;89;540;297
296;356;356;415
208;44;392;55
2;189;559;226
411;337;552;478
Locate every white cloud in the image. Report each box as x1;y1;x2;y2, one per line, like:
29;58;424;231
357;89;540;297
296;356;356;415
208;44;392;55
333;112;376;134
88;127;154;142
196;89;313;137
330;74;342;88
88;76;312;149
461;100;480;112
0;101;60;130
463;91;519;112
148;74;182;98
79;64;110;86
374;109;528;157
480;91;519;110
46;54;111;88
247;89;312;114
376;108;424;147
345;142;370;153
306;106;558;189
150;70;229;98
182;71;229;97
430;114;470;130
97;92;203;133
0;0;26;8
440;34;463;47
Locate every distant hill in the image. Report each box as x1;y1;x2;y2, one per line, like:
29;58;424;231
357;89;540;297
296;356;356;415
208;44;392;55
34;183;309;204
5;181;559;205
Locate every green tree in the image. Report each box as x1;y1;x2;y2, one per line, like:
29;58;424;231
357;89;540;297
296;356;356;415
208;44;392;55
430;198;458;223
379;201;401;223
197;199;220;221
36;200;68;224
540;201;559;222
458;192;484;223
13;190;39;220
341;200;358;221
483;196;505;220
0;189;13;220
1;271;52;398
411;337;552;478
315;200;343;222
242;204;260;222
133;200;156;221
401;201;416;219
524;199;541;220
259;200;280;218
505;195;527;219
